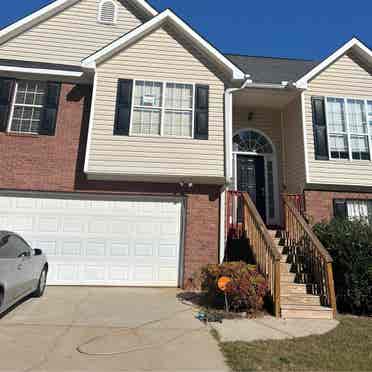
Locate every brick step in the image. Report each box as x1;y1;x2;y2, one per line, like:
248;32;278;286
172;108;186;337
281;304;333;320
281;282;308;295
281;294;321;306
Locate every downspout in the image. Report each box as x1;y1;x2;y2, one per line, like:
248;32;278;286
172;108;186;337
220;75;251;263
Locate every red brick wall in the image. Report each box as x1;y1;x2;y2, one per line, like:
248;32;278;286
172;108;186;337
0;83;220;288
305;190;372;223
183;192;220;288
0;84;90;192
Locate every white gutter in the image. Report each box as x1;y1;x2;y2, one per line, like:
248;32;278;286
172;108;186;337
224;75;252;184
0;65;83;77
220;75;251;262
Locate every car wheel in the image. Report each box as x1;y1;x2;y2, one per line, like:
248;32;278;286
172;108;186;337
34;267;47;298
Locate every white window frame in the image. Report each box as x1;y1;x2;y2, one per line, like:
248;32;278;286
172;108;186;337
97;0;118;25
129;79;195;139
7;80;46;135
324;95;372;161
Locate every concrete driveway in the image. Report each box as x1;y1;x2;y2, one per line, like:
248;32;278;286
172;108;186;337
0;287;228;372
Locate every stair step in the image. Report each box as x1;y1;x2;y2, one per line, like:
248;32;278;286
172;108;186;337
281;304;333;320
280;273;296;282
280;262;292;273
280;255;289;263
281;282;308;295
281;294;321;306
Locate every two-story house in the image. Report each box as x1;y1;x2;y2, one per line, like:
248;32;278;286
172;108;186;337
0;0;371;303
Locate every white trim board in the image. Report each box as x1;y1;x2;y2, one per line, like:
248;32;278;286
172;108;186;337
82;9;245;81
295;37;372;89
0;65;83;77
0;0;158;45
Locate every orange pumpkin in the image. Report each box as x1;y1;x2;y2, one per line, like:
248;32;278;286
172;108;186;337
217;276;231;292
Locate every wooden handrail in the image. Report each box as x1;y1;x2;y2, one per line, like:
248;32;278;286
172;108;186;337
243;194;281;260
283;194;337;318
283;195;333;263
241;192;282;317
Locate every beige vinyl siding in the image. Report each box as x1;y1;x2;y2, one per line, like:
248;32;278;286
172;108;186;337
87;25;226;181
0;0;144;66
282;96;306;193
233;106;284;195
305;51;372;186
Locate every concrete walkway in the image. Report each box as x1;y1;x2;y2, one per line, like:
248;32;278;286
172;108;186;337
211;315;339;343
0;287;228;372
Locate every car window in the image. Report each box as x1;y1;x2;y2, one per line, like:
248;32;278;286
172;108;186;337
0;235;31;259
12;236;31;257
0;235;17;259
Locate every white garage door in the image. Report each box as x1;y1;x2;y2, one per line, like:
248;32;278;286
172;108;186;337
0;195;183;286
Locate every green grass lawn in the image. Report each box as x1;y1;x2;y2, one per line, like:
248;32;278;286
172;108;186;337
219;316;372;372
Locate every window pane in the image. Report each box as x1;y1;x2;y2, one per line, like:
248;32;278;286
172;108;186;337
131;108;161;136
11;106;42;134
347;200;369;222
10;80;45;134
347;99;367;134
165;83;193;110
164;110;192;137
134;81;162;107
326;98;346;132
329;134;349;159
368;101;372;130
351;135;370;160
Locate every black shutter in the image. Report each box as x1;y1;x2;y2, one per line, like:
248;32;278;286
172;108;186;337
40;82;61;136
333;199;347;219
0;78;15;132
114;79;133;136
312;96;329;160
194;85;209;140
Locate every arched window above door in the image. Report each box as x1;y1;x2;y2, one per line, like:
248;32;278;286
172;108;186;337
233;130;274;154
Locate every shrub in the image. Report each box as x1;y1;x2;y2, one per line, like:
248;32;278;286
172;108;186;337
199;262;268;316
313;218;372;315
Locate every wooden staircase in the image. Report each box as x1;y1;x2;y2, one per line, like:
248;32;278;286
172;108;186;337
226;191;337;320
268;229;334;320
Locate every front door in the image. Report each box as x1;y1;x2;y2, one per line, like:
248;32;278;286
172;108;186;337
237;155;266;222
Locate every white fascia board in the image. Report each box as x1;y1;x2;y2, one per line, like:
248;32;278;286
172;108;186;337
0;65;83;77
0;0;79;44
82;9;245;80
135;0;158;16
296;37;372;87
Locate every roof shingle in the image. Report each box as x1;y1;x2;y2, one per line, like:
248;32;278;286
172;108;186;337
225;54;319;84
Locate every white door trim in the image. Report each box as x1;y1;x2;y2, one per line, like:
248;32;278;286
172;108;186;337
232;128;280;226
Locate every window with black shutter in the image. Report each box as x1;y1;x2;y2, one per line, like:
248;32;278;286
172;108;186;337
5;79;61;136
334;198;372;223
117;79;208;139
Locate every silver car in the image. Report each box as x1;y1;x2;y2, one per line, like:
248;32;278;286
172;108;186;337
0;231;48;315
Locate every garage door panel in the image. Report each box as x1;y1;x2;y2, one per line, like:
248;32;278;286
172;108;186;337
0;195;182;287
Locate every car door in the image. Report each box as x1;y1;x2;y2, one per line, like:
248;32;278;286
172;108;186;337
11;235;34;296
0;234;23;302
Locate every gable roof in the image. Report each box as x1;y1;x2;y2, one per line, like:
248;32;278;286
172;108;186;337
295;37;372;88
82;9;245;81
0;0;158;45
226;54;318;85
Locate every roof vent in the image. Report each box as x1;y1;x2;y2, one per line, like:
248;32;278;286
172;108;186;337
98;0;117;25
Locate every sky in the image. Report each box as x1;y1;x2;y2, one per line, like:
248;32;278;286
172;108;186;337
0;0;371;61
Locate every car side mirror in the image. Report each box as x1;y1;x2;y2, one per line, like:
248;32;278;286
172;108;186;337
34;249;43;256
